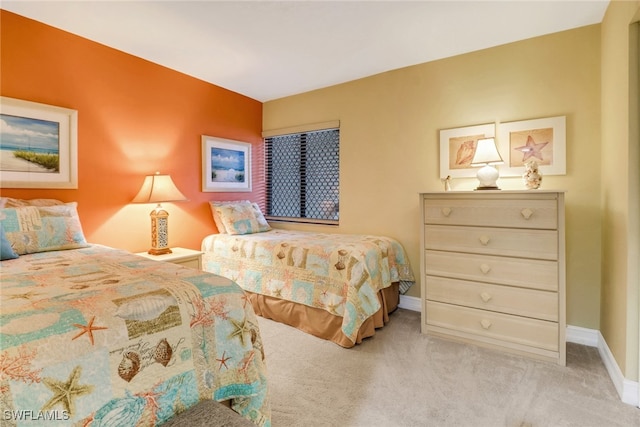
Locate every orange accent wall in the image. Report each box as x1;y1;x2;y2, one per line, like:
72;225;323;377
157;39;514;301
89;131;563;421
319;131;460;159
0;11;263;252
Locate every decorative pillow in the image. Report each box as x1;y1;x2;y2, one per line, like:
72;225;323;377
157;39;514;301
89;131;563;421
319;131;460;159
217;203;271;235
0;203;89;255
209;200;251;233
0;197;65;208
0;223;19;260
250;203;271;232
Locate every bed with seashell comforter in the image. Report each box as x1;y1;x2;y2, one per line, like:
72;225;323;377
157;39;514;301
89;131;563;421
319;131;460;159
201;229;415;348
0;244;271;426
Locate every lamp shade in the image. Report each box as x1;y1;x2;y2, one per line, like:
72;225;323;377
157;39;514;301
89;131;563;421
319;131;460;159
471;137;504;166
132;172;188;204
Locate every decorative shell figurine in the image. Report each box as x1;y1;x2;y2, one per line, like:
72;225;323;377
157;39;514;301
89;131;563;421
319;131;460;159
523;160;542;189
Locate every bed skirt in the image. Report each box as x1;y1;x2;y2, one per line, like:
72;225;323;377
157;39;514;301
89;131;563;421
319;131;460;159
246;282;400;348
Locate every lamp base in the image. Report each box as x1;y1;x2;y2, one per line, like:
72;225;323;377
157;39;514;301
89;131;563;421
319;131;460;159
475;164;501;190
147;247;172;256
149;205;172;256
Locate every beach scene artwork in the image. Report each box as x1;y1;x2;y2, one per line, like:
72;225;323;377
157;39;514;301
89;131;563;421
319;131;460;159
210;147;245;183
0;113;60;173
201;135;251;192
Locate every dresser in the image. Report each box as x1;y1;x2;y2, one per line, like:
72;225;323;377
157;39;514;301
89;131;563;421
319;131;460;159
420;191;566;365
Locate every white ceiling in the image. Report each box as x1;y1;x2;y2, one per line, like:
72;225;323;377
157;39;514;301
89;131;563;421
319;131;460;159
2;1;609;102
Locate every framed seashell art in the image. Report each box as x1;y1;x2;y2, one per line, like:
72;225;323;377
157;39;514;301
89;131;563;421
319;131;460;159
439;123;495;180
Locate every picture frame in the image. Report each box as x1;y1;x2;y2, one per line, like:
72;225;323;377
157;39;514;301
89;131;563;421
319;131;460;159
0;96;78;189
201;135;252;192
439;123;495;179
497;116;566;176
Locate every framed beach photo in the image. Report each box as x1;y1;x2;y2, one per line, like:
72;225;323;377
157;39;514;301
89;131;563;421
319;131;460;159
439;123;495;179
0;97;78;189
201;135;252;192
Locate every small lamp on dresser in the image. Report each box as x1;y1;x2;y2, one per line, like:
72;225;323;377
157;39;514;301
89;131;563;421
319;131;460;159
132;172;188;255
471;137;504;190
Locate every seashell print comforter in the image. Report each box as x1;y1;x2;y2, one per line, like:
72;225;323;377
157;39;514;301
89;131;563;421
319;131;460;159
0;245;270;426
201;229;415;345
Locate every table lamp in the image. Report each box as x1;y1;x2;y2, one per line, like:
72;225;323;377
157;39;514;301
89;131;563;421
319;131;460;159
470;137;504;190
132;172;188;255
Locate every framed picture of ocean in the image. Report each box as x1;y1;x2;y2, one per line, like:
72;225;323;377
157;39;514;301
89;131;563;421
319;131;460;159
201;135;251;192
0;97;78;189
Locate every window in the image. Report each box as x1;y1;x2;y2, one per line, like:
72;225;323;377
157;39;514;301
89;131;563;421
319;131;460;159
264;127;339;224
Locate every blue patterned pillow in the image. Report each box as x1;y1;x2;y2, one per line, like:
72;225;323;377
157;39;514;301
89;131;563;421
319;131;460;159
0;203;89;255
0;223;19;260
209;200;251;233
218;203;271;235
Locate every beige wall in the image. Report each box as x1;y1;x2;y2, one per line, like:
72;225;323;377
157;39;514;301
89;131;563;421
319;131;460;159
264;26;602;330
600;0;640;381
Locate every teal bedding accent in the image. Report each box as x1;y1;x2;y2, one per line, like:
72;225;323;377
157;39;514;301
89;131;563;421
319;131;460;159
0;223;18;260
0;244;270;426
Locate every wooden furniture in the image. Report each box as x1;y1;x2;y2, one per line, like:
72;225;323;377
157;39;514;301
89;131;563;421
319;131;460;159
420;191;566;365
136;247;203;269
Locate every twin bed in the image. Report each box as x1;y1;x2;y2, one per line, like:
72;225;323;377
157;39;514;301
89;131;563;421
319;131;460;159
0;200;269;426
203;201;415;348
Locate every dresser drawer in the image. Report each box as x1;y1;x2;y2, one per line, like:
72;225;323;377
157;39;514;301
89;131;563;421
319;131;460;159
426;276;558;321
426;301;559;352
423;197;558;229
425;250;558;291
425;225;558;260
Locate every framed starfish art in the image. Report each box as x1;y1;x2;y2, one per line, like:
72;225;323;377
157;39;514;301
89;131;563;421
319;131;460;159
497;115;566;176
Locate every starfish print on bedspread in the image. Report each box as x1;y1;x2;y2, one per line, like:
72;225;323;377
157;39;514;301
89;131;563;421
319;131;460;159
228;317;251;346
240;293;250;308
41;366;93;417
514;135;549;162
72;316;107;346
216;351;231;370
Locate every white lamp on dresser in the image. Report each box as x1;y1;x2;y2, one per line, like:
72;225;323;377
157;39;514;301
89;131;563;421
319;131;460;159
471;137;504;190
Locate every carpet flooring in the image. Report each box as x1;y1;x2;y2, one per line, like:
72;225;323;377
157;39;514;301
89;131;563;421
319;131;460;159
257;308;640;427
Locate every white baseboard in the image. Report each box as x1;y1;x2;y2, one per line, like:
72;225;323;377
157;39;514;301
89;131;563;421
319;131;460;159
595;330;639;406
402;298;639;407
399;294;421;312
566;324;600;347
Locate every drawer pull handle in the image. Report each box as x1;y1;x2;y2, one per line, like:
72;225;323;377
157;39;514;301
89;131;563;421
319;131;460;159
441;207;452;217
480;264;491;274
480;292;492;303
480;319;492;329
521;208;534;220
479;236;490;246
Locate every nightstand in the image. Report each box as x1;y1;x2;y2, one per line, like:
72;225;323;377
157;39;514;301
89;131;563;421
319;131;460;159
136;247;203;270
